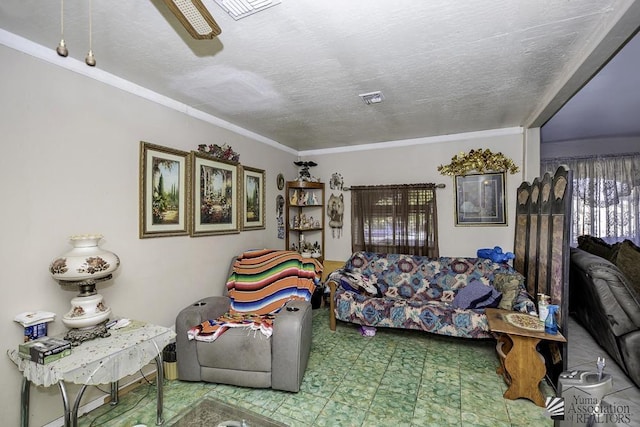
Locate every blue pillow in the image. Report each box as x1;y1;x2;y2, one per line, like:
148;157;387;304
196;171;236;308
473;287;502;309
452;281;495;309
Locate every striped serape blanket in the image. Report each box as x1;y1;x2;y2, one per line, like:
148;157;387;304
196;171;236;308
188;249;322;342
187;312;276;342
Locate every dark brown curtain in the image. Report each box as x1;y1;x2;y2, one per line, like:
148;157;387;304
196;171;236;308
351;183;439;257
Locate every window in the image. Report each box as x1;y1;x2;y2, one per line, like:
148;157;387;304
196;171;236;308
351;184;439;257
541;152;640;245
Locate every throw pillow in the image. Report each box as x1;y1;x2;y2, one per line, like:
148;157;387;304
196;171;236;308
452;281;494;310
338;270;380;297
493;273;524;310
613;240;640;296
474;287;503;309
577;235;617;262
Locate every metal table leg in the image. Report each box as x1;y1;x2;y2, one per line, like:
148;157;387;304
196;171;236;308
57;382;72;427
110;381;119;406
59;381;89;427
154;354;165;425
20;377;30;427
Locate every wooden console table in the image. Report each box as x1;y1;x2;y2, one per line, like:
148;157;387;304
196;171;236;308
485;308;566;407
7;320;175;427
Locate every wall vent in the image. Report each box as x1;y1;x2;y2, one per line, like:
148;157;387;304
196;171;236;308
359;91;384;105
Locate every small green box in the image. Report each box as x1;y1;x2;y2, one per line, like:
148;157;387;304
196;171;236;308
18;336;72;364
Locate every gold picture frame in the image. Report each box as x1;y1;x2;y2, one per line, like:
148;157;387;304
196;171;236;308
190;151;240;236
139;141;191;238
241;166;266;231
455;172;506;226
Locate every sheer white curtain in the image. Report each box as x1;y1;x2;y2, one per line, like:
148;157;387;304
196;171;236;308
541;153;640;245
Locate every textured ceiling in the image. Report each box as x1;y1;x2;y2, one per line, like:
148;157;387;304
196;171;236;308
1;0;639;152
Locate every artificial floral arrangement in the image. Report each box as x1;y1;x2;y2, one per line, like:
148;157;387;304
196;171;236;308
197;144;240;162
437;148;519;176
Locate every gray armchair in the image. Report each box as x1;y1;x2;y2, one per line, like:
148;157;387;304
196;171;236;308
175;252;316;392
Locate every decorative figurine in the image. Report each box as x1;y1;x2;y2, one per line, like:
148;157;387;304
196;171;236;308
300;190;309;205
330;172;344;190
294;161;318;182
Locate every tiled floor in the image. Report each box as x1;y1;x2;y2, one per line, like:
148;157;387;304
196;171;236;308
77;309;638;427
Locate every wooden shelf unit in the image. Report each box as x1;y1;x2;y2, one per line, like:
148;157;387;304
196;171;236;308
285;181;325;260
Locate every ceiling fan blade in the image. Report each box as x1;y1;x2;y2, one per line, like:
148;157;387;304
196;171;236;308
163;0;222;39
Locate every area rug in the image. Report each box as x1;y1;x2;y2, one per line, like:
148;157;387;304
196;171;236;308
169;397;287;427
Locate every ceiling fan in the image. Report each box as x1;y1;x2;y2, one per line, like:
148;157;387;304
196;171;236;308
163;0;222;39
163;0;282;39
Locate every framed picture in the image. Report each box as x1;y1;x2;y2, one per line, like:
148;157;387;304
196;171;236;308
455;172;506;226
139;142;190;238
191;151;240;236
276;173;285;190
241;166;266;230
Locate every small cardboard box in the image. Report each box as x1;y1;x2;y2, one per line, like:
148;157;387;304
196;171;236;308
19;336;72;364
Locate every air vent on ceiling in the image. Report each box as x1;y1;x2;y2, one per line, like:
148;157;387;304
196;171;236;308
359;91;385;105
213;0;281;20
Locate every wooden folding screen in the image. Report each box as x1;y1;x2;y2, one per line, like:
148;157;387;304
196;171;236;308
513;165;573;383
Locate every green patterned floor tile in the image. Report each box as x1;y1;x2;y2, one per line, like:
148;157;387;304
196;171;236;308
460;410;512;426
378;377;420;397
460;371;507;394
324;347;363;363
369;392;418;417
332;383;378;409
363;410;413;427
344;361;388;382
269;412;310;427
460;388;510;422
162;381;212;412
424;354;460;368
412;400;462;426
313;399;367;427
96;397;178;427
223;388;289;413
458;354;500;372
505;398;553;426
77;386;160;427
273;390;325;423
385;363;426;379
362;341;398;354
421;366;461;386
395;345;428;358
417;380;461;407
301;370;342;396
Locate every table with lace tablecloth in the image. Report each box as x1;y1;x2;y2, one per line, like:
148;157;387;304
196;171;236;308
7;320;175;427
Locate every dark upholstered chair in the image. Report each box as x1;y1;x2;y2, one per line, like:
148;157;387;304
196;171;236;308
175;251;318;392
570;247;640;387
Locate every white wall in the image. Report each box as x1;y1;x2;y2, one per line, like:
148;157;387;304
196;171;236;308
305;129;531;262
0;45;296;426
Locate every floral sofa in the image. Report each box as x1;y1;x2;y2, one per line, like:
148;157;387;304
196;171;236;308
327;251;536;338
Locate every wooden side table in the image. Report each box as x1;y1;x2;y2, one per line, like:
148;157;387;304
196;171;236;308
8;320;175;427
485;308;566;407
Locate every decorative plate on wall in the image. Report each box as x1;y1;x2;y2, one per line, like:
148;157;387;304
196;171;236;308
277;173;285;190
